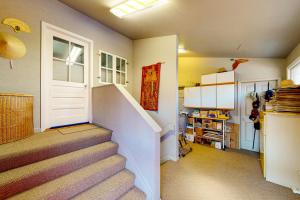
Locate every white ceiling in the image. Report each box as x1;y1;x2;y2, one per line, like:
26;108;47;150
59;0;300;58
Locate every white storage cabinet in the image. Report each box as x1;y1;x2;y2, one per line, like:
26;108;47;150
184;87;201;107
217;84;235;109
201;86;217;108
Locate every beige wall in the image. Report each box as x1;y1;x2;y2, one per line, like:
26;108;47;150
287;43;300;66
0;0;133;130
133;35;178;161
179;57;286;87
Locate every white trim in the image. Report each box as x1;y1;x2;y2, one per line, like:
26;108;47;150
98;50;128;87
41;22;94;131
293;188;300;195
287;56;300;79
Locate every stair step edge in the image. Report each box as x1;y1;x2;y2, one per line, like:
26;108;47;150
0;127;112;172
118;187;147;200
72;169;135;200
8;155;126;200
0;142;118;199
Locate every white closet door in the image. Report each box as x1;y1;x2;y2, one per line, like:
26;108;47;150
217;84;235;109
201;86;216;108
201;73;217;85
184;87;201;107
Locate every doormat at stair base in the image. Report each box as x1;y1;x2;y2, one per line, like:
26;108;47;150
57;124;98;134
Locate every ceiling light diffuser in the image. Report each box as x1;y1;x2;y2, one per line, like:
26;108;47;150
110;0;167;18
178;47;187;54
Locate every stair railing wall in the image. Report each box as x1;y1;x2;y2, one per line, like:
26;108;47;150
92;84;161;200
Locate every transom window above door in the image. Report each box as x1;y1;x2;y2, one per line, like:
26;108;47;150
99;51;127;86
52;36;85;83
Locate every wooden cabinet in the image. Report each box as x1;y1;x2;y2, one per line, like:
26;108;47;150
201;86;216;108
0;93;34;144
184;87;201;107
217;84;235;109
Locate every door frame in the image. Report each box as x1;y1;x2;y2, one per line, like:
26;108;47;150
237;78;280;150
41;22;94;132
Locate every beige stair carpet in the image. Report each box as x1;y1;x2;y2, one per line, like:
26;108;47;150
0;142;118;199
72;170;135;200
0;124;146;200
8;155;126;200
119;187;147;200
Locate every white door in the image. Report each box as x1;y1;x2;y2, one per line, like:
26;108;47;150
42;24;91;129
240;81;277;151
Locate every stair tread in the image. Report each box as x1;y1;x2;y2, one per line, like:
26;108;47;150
8;155;126;200
0;142;118;199
119;187;146;200
0;125;112;172
72;170;135;200
0;126;111;159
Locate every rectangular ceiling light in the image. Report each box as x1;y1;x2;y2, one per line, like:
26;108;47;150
110;0;167;18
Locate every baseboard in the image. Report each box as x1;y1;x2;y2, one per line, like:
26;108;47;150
160;155;178;164
34;128;41;133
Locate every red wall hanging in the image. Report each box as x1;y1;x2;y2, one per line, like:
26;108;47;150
140;63;161;111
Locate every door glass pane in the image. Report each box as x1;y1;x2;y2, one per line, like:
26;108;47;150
107;55;113;69
121;73;126;85
107;69;113;83
101;68;106;82
116;58;121;71
101;53;106;67
69;43;84;64
53;37;69;60
70;63;84;83
116;71;120;84
53;59;68;81
121;59;126;72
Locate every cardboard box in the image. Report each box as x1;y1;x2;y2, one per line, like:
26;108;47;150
195;135;202;143
195;127;203;136
202;119;213;129
186;128;194;134
226;123;240;149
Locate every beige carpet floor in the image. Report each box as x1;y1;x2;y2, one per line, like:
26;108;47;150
161;144;300;200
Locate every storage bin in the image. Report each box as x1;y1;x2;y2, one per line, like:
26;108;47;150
0;93;34;144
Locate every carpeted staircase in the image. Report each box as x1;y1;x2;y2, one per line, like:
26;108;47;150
0;124;146;200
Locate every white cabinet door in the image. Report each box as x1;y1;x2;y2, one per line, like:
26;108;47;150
217;71;235;83
201;86;216;108
184;87;201;107
201;73;217;85
217;84;235;109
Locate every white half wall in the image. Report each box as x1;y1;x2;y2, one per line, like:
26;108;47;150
133;35;179;162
